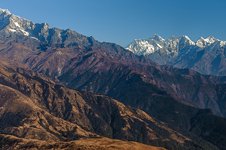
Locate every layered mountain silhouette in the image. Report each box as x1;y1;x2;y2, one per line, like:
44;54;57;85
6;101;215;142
0;8;226;150
127;35;226;76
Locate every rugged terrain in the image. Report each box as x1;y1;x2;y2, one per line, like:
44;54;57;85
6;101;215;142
1;8;226;149
0;9;226;119
0;62;220;150
0;134;165;150
127;35;226;76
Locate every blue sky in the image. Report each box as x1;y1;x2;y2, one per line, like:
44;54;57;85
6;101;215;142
1;0;226;46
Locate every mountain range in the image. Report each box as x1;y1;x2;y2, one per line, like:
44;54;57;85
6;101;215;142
127;35;226;76
0;8;226;150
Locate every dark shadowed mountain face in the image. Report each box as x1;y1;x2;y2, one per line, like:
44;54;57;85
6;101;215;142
1;9;226;150
2;25;226;119
0;62;221;150
0;9;226;120
127;35;226;76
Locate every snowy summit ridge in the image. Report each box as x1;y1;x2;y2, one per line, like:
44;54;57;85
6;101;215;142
127;35;226;57
126;34;226;76
0;8;34;36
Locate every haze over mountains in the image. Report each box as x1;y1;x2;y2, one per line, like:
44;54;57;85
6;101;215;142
0;8;226;150
127;35;226;76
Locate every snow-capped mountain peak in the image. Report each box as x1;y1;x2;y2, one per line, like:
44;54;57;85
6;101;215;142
196;36;220;48
180;35;194;43
127;35;226;74
0;8;93;50
179;35;195;47
126;34;169;56
127;39;155;56
8;17;31;36
196;37;208;48
152;34;165;42
127;35;225;56
127;35;196;57
205;36;218;43
0;8;33;36
0;8;11;15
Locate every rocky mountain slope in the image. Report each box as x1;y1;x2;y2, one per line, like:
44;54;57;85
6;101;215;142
0;62;219;150
127;35;226;76
0;134;165;150
1;8;226;149
1;9;226;119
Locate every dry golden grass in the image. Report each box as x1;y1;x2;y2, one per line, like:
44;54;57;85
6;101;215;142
0;134;165;150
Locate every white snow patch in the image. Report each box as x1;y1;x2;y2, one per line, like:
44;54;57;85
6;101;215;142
14;22;20;28
196;36;219;48
20;29;29;36
205;36;217;44
30;37;39;40
156;43;163;49
0;8;11;15
8;28;17;32
127;40;156;56
220;41;226;47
